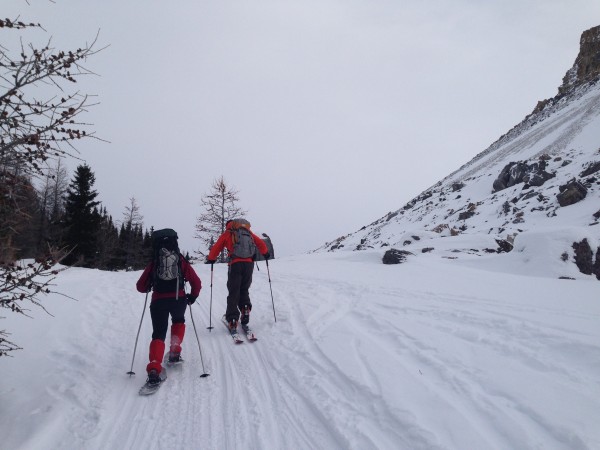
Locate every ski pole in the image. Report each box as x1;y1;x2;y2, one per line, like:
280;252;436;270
207;263;214;331
189;304;210;378
265;259;277;323
127;291;149;376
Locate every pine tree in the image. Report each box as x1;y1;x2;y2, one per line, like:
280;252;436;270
62;164;101;267
95;207;120;270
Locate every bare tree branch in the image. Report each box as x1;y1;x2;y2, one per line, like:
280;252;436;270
0;27;107;176
0;11;103;356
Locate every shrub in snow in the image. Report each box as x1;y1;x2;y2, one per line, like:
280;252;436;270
495;239;514;253
382;249;414;264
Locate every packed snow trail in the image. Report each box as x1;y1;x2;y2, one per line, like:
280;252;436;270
1;251;599;449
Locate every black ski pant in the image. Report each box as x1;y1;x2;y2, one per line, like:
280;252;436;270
150;297;187;341
225;261;254;322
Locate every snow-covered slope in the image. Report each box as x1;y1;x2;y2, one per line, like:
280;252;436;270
2;24;599;450
316;79;600;280
1;253;599;449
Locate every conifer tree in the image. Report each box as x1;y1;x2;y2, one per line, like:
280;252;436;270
95;207;119;270
62;164;101;267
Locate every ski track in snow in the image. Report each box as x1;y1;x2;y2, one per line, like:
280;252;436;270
2;257;599;450
271;268;599;450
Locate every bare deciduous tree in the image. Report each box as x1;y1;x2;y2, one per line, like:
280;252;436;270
0;19;104;176
195;176;246;261
0;252;69;357
0;14;103;356
121;197;144;269
37;158;69;249
122;197;143;229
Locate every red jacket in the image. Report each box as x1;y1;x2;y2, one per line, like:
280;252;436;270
136;256;201;302
208;222;268;265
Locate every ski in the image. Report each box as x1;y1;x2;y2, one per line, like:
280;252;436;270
222;316;244;344
241;323;257;341
163;352;184;368
138;367;168;396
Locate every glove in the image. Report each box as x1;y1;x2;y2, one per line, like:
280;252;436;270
205;259;216;265
263;252;270;260
186;294;197;305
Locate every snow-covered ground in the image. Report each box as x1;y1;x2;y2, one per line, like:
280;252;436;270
1;247;599;450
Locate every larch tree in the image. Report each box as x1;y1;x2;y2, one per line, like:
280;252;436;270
121;197;144;270
36;158;69;252
194;176;246;262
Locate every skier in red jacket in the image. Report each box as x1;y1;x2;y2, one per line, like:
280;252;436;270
136;229;201;385
206;219;269;330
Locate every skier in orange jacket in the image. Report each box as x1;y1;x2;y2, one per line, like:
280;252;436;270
206;219;269;330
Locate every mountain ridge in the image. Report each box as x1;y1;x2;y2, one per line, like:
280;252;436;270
316;25;600;280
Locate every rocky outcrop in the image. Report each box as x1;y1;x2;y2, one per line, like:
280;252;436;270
557;179;587;207
492;158;555;192
559;25;600;95
572;239;600;279
580;161;600;177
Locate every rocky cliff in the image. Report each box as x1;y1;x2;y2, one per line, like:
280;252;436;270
559;25;600;95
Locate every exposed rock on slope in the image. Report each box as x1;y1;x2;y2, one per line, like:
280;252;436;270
559;25;600;95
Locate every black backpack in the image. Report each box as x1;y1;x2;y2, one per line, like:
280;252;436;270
151;228;184;296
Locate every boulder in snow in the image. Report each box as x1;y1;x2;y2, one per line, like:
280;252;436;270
557;179;587;207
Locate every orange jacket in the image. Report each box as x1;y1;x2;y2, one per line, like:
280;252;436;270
208;222;268;264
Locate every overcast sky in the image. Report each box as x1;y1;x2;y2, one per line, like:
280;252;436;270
6;0;600;257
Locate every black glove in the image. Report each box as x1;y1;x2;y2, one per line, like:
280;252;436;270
186;294;197;305
263;252;270;260
205;259;216;265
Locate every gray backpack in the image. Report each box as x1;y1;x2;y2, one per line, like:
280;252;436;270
230;219;256;259
151;228;183;297
157;248;179;281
